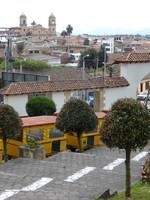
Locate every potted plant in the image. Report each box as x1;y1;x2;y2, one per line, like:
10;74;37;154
19;139;45;160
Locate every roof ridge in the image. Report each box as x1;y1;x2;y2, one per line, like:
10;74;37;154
126;52;131;61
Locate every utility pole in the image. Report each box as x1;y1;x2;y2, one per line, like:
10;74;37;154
103;45;106;81
82;54;89;80
0;27;14;85
96;57;98;78
4;29;14;73
4;42;8;72
0;28;15;69
82;54;89;101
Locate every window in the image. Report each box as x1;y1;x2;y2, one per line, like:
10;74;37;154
26;129;43;141
103;43;109;46
145;81;149;90
49;127;64;138
35;50;39;53
11;130;23;141
140;83;143;92
106;48;110;52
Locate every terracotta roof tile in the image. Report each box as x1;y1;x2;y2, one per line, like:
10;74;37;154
108;53;124;64
114;52;150;63
0;77;129;95
23;67;90;81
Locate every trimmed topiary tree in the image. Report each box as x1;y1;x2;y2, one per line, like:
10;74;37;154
26;96;56;116
55;98;98;152
0;104;22;162
101;98;150;199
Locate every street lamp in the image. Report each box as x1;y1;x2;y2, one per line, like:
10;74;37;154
82;54;89;80
19;57;26;73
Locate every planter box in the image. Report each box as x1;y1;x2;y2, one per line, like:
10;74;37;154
19;145;45;160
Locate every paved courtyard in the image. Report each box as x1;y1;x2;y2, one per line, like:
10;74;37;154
0;144;149;200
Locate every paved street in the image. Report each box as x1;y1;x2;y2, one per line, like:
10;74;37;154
0;144;149;200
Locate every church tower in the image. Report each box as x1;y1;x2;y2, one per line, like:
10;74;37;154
48;13;56;37
19;13;27;36
19;13;27;26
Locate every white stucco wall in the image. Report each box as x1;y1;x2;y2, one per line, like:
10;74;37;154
101;38;114;53
3;62;150;115
51;92;65;113
104;87;129;110
120;63;150;99
4;94;28;116
3;92;65;116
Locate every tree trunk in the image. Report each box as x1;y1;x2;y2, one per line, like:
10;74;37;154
77;133;83;153
125;148;131;198
3;139;8;162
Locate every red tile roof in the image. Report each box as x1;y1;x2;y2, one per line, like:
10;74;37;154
114;52;150;63
22;67;90;81
108;53;124;64
22;116;56;127
95;112;106;119
0;77;129;95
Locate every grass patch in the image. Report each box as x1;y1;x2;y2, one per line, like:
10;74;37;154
95;181;150;200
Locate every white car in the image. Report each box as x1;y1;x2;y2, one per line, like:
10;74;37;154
137;91;150;100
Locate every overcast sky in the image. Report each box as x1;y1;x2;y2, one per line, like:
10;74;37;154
1;0;150;35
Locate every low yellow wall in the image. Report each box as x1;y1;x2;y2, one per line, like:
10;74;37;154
7;123;67;158
0;139;3;163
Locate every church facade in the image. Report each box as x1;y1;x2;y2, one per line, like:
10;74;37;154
11;13;57;42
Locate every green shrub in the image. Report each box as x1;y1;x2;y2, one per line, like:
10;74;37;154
26;96;56;116
26;139;39;149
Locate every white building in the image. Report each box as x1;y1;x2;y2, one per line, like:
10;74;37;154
1;52;150;116
0;77;128;116
70;53;81;61
101;37;114;53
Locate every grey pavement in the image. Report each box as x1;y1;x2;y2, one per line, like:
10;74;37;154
0;144;149;200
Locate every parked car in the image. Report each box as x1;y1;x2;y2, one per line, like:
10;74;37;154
137;91;150;100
